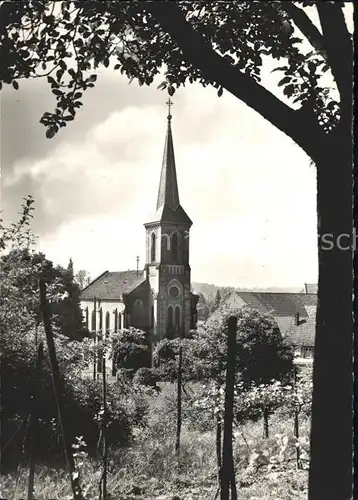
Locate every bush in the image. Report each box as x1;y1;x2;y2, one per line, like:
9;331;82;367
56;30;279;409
1;333;148;471
133;367;160;392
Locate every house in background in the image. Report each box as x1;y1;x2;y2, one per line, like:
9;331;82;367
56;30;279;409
206;286;317;364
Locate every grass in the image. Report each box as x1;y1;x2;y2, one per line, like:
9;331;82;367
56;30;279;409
1;383;310;500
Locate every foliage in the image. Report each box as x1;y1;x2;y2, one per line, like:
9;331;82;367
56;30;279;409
133;367;160;393
0;1;347;144
110;327;150;373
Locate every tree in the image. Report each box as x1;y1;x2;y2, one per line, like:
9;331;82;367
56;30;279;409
74;270;91;291
212;289;222;314
1;3;353;497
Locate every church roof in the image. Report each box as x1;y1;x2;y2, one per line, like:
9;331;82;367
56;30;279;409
80;270;146;301
157;115;180;211
147;109;191;226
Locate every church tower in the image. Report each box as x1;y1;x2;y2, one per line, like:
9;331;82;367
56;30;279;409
144;100;193;341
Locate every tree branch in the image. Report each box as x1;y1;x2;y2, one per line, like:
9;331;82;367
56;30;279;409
279;3;327;60
316;3;352;124
144;2;327;160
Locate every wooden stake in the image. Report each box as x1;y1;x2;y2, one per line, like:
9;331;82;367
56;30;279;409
221;316;237;500
27;341;44;500
175;346;183;456
39;279;83;500
101;356;108;500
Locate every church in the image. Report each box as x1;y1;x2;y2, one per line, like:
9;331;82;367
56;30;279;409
80;102;199;346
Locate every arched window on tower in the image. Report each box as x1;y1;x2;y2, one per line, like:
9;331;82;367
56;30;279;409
171;232;179;261
167;305;174;338
151;232;156;262
175;305;180;331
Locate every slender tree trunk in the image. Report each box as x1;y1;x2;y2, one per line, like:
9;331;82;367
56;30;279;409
263;408;269;439
93;298;97;381
175;346;182;456
294;409;301;470
39;280;83;500
216;413;222;482
308;133;353;500
221;316;237;500
27;342;44;500
101;357;107;500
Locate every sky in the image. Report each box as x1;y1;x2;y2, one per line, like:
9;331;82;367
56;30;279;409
1;6;352;289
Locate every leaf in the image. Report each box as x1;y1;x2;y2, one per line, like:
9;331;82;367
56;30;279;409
46;126;57;139
278;76;290;87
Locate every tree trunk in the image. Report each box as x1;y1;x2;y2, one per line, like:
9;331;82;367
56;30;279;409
216;413;222;481
308;133;352;500
101;357;107;500
27;342;44;500
39;280;83;500
221;316;237;500
263;408;269;439
175;346;182;456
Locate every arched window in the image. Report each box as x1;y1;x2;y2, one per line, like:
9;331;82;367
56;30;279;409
91;310;96;333
167;305;173;328
105;311;110;336
98;308;103;333
114;309;118;333
151;232;156;262
175;305;180;330
171;232;179;261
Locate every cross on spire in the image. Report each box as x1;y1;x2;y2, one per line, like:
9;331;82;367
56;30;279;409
166;97;173;121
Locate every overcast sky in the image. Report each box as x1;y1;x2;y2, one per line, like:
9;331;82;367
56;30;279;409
1;6;352;288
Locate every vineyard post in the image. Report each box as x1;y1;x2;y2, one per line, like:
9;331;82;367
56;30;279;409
39;279;83;500
101;355;108;499
293;365;301;469
27;341;44;500
175;345;183;456
221;316;238;500
93;297;97;381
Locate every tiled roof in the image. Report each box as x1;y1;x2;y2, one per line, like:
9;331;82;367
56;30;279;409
298;293;317;306
81;270;146;301
234;292;308;317
304;283;318;293
286;315;316;347
206;291;313;337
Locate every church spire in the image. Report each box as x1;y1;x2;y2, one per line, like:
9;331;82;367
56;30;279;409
156;98;180;211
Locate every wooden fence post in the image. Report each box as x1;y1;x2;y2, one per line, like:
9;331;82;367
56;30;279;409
175;346;183;456
293;366;301;469
27;341;44;500
39;279;83;500
221;316;237;500
99;355;108;500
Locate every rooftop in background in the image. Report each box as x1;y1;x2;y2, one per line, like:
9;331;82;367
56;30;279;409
304;283;318;294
